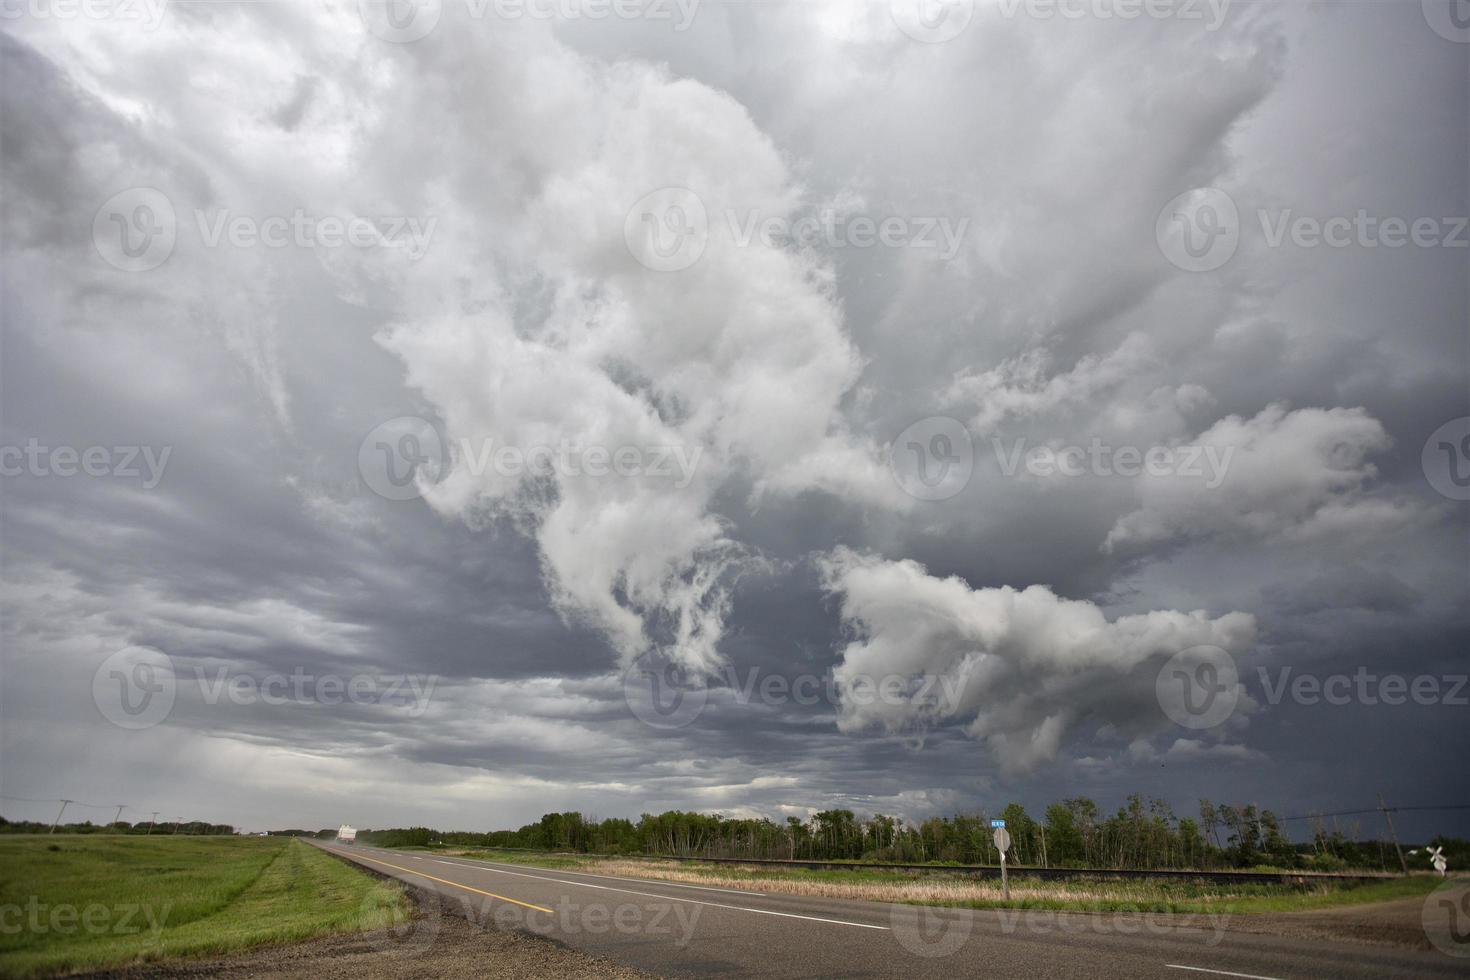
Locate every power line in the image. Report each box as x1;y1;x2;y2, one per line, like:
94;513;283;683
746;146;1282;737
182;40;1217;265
1275;804;1470;822
0;794;121;810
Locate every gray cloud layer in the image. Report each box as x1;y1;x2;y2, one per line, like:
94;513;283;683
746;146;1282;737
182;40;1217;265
1;1;1466;838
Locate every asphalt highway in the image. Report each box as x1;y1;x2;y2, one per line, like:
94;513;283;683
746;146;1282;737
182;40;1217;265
313;842;1464;979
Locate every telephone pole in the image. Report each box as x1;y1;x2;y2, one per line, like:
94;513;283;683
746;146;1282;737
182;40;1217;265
49;800;72;834
146;811;160;835
1378;793;1409;875
112;805;126;827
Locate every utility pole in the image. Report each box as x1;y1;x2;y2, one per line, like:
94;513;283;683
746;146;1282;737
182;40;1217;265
147;812;159;835
112;805;126;827
1039;824;1048;869
1378;793;1409;875
49;800;72;834
172;816;182;835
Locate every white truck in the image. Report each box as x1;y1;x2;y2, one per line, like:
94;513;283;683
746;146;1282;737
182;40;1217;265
336;824;357;843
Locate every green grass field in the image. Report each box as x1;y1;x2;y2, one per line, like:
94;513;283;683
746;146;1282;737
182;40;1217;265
426;846;1440;915
0;835;407;977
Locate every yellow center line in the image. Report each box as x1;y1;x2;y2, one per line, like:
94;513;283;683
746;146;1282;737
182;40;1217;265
341;849;555;914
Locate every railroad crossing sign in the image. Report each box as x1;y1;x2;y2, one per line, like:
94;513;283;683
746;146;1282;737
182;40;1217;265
1429;846;1447;876
992;826;1012;901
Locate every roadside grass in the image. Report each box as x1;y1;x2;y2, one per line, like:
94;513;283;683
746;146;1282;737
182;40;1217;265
0;835;407;977
431;847;1439;915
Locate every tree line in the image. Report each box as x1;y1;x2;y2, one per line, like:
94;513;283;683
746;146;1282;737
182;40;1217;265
346;795;1462;872
0;817;234;835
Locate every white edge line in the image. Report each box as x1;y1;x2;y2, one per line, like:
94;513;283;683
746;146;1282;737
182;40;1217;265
1165;964;1286;980
437;856;769;897
407;854;889;931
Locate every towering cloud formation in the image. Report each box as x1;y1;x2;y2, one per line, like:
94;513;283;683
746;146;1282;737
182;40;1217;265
820;548;1257;771
362;22;898;673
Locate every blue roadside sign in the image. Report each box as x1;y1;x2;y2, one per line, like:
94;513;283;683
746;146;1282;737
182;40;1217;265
990;819;1006;829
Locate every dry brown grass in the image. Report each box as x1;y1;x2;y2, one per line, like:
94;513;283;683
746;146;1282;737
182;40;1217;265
575;859;1198;907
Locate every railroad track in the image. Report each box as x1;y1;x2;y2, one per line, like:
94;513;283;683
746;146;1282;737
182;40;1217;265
611;853;1395;885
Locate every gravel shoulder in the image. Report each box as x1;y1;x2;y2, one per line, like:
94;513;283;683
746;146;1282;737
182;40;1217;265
1214;896;1434;951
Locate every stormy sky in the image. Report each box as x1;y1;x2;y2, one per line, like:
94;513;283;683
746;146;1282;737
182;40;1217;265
1;0;1466;842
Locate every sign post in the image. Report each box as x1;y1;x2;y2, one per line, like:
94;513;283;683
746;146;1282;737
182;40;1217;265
991;820;1011;902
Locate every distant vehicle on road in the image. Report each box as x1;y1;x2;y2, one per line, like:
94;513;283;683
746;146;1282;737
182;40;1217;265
336;825;356;843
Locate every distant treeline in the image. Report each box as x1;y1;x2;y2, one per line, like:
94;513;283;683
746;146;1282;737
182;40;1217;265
345;796;1468;873
0;816;234;835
